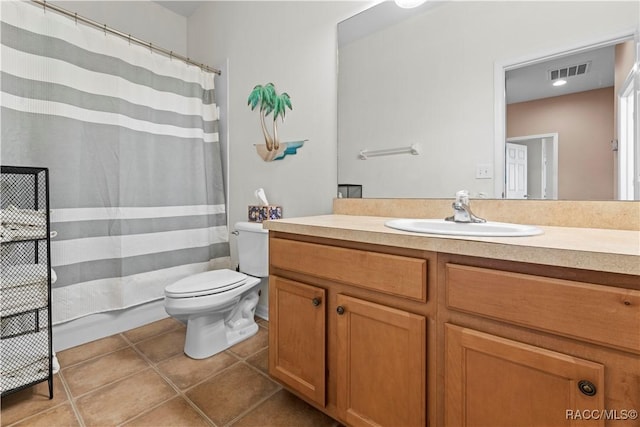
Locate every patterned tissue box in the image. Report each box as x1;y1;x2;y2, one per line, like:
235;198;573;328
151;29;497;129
248;205;282;222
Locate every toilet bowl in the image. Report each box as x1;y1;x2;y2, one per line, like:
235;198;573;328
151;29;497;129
164;222;268;359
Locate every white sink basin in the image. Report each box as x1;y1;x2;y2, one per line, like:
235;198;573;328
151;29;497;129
384;219;543;237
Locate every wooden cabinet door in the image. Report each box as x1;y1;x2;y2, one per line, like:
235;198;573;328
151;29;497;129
445;324;605;427
269;276;326;407
336;294;426;427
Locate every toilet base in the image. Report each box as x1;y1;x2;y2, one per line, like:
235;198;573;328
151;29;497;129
184;317;259;359
183;290;260;359
226;321;259;349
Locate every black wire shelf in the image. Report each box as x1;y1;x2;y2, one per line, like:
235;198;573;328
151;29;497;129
1;166;53;399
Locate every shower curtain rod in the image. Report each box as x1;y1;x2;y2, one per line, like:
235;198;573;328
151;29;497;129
30;0;221;75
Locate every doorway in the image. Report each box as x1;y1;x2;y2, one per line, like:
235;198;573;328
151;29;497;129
506;133;559;199
617;68;639;200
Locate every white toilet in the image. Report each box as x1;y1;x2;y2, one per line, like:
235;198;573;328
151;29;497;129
164;221;268;359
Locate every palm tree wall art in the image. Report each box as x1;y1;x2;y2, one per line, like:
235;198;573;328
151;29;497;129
247;83;306;161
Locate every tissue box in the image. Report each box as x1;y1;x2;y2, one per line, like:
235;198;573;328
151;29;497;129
248;205;282;222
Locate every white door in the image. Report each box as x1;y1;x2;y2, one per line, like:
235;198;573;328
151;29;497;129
506;142;528;199
507;134;558;199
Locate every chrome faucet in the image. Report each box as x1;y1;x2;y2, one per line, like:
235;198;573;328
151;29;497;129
445;190;486;223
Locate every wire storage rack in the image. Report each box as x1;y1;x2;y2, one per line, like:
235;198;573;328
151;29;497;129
0;166;53;398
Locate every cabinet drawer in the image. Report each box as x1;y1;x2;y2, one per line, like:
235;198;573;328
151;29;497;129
270;238;427;302
446;263;640;353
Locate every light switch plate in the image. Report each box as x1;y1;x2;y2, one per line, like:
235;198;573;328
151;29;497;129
476;163;493;179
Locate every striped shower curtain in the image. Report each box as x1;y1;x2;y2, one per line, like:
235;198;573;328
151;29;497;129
1;2;230;324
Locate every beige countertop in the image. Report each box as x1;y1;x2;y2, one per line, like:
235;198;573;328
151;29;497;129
264;214;640;276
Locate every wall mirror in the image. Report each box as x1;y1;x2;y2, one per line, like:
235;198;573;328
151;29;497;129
337;1;639;200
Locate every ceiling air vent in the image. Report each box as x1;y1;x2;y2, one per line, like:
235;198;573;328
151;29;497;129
549;62;591;81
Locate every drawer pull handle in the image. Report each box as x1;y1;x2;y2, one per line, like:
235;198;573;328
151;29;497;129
578;380;597;396
336;306;345;315
312;297;321;307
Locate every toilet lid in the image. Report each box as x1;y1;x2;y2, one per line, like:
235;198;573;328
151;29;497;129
165;269;248;298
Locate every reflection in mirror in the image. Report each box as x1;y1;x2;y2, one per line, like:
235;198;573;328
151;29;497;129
503;40;635;200
338;1;639;200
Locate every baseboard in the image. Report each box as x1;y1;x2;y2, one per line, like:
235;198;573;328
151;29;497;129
255;302;269;321
52;299;168;352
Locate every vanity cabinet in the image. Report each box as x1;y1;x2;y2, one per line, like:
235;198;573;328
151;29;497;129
440;255;640;427
267;229;640;427
268;234;431;427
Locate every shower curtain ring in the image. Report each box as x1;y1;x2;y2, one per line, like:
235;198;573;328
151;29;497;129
74;13;78;25
149;43;153;54
128;34;131;45
42;0;46;13
103;24;107;36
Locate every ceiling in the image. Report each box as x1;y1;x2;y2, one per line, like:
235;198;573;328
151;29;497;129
154;1;203;17
505;45;615;104
338;1;442;47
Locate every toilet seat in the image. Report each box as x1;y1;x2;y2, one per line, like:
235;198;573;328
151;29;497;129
165;269;249;298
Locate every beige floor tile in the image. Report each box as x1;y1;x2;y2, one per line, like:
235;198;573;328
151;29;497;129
245;348;268;374
4;318;289;427
134;329;186;363
62;347;149;397
122;396;210;427
0;375;67;426
232;389;337;427
10;402;80;427
185;363;279;426
156;351;238;390
57;335;128;368
75;369;176;426
228;327;268;358
122;318;184;344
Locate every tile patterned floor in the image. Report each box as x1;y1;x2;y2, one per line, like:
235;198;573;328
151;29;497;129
1;318;338;427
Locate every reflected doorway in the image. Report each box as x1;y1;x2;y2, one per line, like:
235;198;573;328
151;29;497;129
506;133;559;200
617;69;639;200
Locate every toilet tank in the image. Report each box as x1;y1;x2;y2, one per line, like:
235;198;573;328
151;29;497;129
234;221;269;277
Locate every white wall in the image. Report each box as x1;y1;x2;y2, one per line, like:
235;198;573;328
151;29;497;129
338;1;639;199
54;1;187;53
186;1;364;315
187;1;363;223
